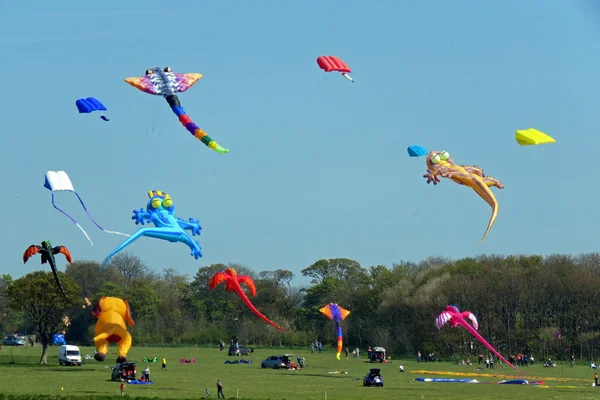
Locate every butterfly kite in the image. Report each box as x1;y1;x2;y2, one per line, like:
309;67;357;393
319;303;351;360
436;305;520;373
125;66;228;153
44;171;129;246
209;268;285;331
23;240;73;303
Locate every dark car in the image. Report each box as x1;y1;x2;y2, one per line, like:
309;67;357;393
2;336;25;346
228;344;253;356
111;362;137;381
363;368;384;387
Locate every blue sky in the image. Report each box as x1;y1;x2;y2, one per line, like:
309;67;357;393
2;0;599;285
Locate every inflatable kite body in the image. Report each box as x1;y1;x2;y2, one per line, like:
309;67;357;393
423;151;504;243
317;56;354;82
436;305;519;373
44;171;129;246
75;97;109;121
101;190;202;269
125;66;228;153
319;303;350;360
515;128;555;146
91;296;134;363
408;145;428;157
23;240;72;303
209;268;285;331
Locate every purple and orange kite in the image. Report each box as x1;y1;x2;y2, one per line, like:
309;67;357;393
319;303;351;360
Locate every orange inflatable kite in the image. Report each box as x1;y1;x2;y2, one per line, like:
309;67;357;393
91;296;135;363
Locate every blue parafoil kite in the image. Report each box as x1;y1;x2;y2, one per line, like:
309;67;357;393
408;145;428;157
76;97;109;121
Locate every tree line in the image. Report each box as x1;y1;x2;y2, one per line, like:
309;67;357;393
3;252;600;363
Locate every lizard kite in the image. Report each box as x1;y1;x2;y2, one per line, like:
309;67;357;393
209;268;286;331
125;66;228;153
23;240;73;303
423;150;504;243
100;190;202;269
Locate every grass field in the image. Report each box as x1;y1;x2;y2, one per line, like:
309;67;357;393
0;345;598;399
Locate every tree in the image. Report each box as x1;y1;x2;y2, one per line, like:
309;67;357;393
106;252;154;283
6;271;80;364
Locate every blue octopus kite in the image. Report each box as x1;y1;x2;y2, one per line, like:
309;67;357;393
101;190;202;268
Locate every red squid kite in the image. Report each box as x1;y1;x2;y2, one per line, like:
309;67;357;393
209;268;286;331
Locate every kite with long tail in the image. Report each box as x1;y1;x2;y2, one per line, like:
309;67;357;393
125;66;228;153
44;171;130;246
436;305;520;373
209;268;285;331
319;303;350;360
23;240;73;304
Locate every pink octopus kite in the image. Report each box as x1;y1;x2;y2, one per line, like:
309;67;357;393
436;305;520;373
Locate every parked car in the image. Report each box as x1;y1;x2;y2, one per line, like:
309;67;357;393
58;344;81;366
2;336;25;346
111;362;137;381
363;368;384;387
369;346;387;362
261;354;293;369
228;344;253;356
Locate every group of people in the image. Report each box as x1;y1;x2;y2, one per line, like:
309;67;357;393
505;353;534;367
309;341;323;353
416;351;437;362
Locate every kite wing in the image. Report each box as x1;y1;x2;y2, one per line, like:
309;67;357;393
515;128;556;146
317;56;353;82
125;71;202;96
408;145;428;157
209;272;229;290
237;275;257;297
23;245;42;263
52;246;73;263
319;305;334;320
44;171;129;246
461;311;479;330
435;311;452;330
317;56;351;73
76;97;107;113
44;171;75;192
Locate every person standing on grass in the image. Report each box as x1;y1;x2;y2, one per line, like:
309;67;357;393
162;356;167;371
119;382;125;396
595;372;598;386
345;347;349;359
217;379;225;399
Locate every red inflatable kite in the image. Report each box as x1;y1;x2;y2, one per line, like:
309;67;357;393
317;56;354;82
209;268;286;331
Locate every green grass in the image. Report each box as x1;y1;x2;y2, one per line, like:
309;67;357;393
0;345;598;399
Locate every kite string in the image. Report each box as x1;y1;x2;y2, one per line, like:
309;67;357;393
73;192;130;238
52;193;94;246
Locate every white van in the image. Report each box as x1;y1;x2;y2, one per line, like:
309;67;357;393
58;344;82;366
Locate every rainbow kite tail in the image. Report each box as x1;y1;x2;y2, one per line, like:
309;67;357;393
165;94;229;154
336;336;343;360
